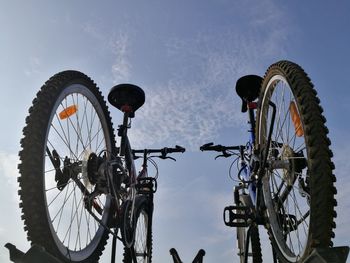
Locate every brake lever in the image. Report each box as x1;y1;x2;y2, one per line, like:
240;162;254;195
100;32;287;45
150;155;176;162
214;151;232;160
164;156;176;162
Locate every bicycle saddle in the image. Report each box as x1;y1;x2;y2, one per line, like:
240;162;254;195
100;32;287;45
235;75;263;112
108;83;145;118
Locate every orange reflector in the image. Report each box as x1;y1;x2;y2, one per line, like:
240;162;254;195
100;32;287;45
290;101;304;137
59;105;78;120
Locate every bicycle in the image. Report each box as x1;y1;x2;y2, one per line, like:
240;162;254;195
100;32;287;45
200;60;337;263
17;71;185;263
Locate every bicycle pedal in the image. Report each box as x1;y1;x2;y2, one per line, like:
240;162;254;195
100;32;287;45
136;177;157;194
223;206;252;227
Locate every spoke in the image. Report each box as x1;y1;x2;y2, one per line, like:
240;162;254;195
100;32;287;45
296;211;310;227
274;88;281;143
292;187;303;254
82;98;93;150
289;187;309;230
287;121;303;148
285;197;296;254
54;112;73;153
83;204;92;246
77;124;104;160
272;174;285;199
45;175;87;192
51;183;75;223
275;105;290;145
50;124;79;160
95;136;106;154
47;186;66;208
89;106;98;148
63;184;84;245
294;144;306;153
287;92;292;144
95;122;101;152
63;95;86;159
64;98;72;160
67;183;78;246
75;190;85;251
56;182;71;232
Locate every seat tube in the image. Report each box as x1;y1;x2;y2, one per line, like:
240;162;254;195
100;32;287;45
247;102;257;205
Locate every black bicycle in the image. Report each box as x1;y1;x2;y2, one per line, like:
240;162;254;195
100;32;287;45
17;71;185;263
200;60;337;263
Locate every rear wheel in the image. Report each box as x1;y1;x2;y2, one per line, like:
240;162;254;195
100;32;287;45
18;71;116;262
256;61;336;262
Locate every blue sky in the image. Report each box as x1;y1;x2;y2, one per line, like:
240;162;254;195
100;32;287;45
0;1;349;262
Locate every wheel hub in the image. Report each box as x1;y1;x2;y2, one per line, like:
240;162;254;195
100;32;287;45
82;150;100;186
281;145;295;186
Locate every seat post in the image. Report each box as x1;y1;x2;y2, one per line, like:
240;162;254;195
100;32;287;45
119;111;131;156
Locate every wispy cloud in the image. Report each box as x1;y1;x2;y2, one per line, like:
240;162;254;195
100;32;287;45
96;0;290;151
110;32;131;84
129;28;288;150
82;22;104;41
24;56;42;77
0;152;19;202
0;152;18;186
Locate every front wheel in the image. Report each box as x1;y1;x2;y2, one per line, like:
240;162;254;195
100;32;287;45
123;196;153;263
236;195;262;263
256;61;337;262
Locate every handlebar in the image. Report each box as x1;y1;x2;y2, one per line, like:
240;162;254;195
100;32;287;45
133;145;186;155
200;142;241;152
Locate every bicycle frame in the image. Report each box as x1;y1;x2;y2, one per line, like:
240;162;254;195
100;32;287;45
111;110;185;262
241;102;258;206
239;100;276;212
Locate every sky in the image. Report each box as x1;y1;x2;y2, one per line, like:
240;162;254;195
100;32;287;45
0;1;350;262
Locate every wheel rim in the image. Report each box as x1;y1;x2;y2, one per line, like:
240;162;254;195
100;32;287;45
43;84;112;261
258;75;311;261
134;210;150;263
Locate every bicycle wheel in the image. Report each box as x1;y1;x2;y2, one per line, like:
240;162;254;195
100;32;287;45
18;71;117;262
123;196;153;263
256;61;336;262
236;195;262;263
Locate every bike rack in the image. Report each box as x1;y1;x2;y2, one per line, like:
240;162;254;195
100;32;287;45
5;242;348;262
5;243;206;263
5;243;62;263
303;246;349;263
170;248;205;263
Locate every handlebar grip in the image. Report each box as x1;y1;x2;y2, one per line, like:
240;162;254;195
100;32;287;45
200;143;242;152
200;142;214;151
200;143;224;152
166;145;186;153
175;145;186;152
